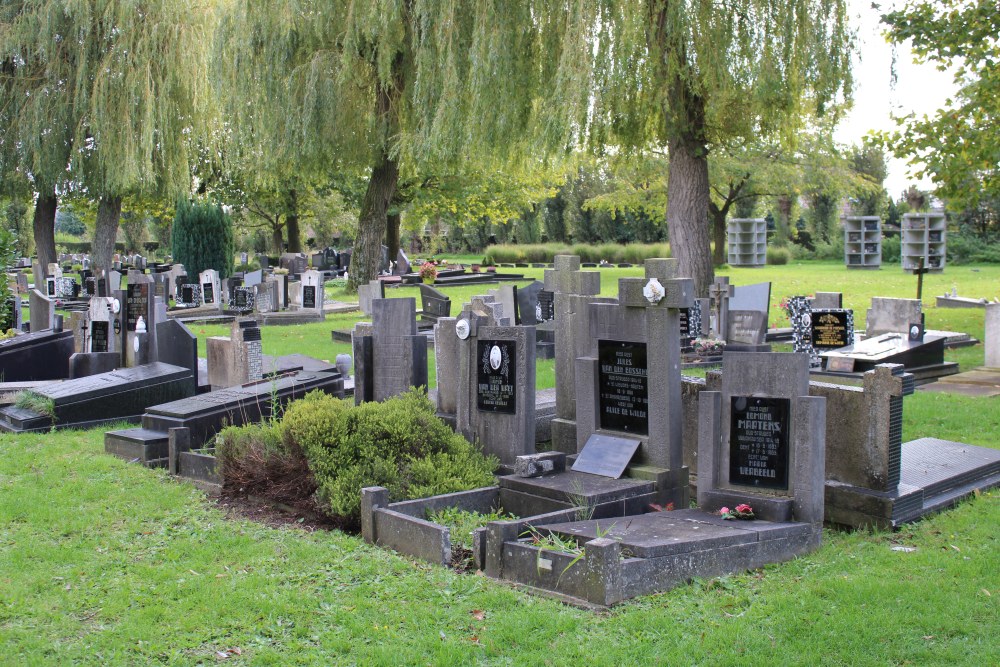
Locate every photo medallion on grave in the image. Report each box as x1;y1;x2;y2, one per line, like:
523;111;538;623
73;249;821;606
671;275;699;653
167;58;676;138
729;396;790;490
476;339;516;414
597;339;649;435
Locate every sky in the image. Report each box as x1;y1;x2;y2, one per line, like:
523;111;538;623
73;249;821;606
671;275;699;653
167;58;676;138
834;1;960;199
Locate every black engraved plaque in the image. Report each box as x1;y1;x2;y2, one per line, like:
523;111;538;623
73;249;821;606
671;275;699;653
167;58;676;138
91;321;110;352
811;310;850;349
476;339;516;414
303;285;317;309
598;340;648;435
126;283;149;332
729;396;790;490
202;283;214;304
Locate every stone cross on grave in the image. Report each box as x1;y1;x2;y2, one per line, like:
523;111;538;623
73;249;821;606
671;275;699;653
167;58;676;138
543;255;604;454
573;258;695;507
709;276;734;340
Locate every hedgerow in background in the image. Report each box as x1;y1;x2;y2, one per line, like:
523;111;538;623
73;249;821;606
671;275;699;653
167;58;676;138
171;199;234;278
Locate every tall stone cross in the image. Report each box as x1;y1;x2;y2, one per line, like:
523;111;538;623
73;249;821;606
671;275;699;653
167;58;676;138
543;255;602;453
709;276;734;340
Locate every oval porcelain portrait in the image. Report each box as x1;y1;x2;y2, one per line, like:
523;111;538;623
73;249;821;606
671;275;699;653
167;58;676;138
489;345;502;370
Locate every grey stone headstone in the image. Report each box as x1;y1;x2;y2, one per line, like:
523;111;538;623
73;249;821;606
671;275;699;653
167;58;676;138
986;303;1000;368
572;433;642;478
866;297;921;337
730;281;771;318
394;249;411;276
335;353;352;378
243;269;263;288
811;292;843;309
358;280;384;316
726;310;767;345
29;289;55;332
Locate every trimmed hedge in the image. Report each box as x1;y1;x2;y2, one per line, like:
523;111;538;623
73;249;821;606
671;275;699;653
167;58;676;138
484;242;670;264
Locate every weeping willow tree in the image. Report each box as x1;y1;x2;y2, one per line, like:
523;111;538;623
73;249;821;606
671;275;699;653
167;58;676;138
0;1;218;274
576;1;855;294
214;1;591;290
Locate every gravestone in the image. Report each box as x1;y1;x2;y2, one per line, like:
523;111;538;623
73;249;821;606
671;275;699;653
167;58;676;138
338;248;352;273
178;284;202;308
243;269;263;288
125;272;157;367
2;296;21;333
299;270;324;313
394;249;411;276
730;281;771;322
987;303;1000;368
255;277;279;314
166;264;186;300
229;286;255;314
206;320;264;390
543;256;604;453
486;285;518;325
280;253;308;276
86;296;121;355
515;281;546;326
352;298;427;404
156;318;199;395
725;310;768;350
451;293;535;464
866;297;921;337
811;292;843;309
271;273;288;310
709;276;734;339
786;296;821;367
199;269;221;309
574;259;694;506
0;328;74;381
29;289;55;332
810;309;855;350
15;272;29;295
358;280;384;316
418;284;451;327
697;351;826;527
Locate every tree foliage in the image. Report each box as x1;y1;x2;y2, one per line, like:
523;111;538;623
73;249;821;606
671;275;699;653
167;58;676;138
172;199;234;280
880;0;1000;213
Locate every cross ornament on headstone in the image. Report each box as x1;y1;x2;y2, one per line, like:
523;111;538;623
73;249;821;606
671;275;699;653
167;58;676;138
709;276;734;340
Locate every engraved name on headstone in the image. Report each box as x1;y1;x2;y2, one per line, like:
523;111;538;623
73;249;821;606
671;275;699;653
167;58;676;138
729;396;790;490
476;339;517;414
597;340;649;435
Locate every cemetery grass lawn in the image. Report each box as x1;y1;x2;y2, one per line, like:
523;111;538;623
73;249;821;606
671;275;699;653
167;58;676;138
0;427;997;665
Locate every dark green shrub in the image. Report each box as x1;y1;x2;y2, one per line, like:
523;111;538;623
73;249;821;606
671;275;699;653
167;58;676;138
882;235;901;263
947;233;1000;264
287;389;497;521
172;199;234;278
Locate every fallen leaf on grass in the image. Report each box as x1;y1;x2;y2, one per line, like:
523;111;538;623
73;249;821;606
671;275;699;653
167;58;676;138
923;636;934;641
215;647;242;660
890;545;916;553
470;610;486;621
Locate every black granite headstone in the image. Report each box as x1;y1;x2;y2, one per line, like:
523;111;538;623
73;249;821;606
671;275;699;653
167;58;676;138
126;283;150;331
729;396;790;490
91;321;110;352
303;285;317;309
810;310;853;349
202;282;215;305
537;290;555;321
597;340;649;435
476;339;517;414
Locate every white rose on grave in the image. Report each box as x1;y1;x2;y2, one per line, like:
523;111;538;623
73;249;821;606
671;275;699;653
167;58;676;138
643;278;664;304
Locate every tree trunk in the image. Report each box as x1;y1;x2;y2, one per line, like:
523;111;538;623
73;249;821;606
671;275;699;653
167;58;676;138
32;188;58;280
347;55;404;292
285;189;302;252
271;222;285;255
349;153;399;290
92;195;122;276
386;212;401;263
666;139;714;297
711;207;727;266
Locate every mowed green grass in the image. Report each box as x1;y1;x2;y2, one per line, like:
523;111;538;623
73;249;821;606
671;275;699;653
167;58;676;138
0;428;996;664
3;260;996;664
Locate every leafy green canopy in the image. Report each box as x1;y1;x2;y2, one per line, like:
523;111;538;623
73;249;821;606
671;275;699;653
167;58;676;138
880;0;1000;213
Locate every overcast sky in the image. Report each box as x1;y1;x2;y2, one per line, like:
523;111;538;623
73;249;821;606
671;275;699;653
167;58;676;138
834;0;959;198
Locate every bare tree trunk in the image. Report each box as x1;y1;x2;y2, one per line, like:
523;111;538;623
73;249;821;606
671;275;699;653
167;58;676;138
285;189;302;253
347;55;404;292
271;222;285;255
92;195;122;276
667;139;714;297
386;211;401;262
32;188;58;279
349;153;398;290
710;206;727;266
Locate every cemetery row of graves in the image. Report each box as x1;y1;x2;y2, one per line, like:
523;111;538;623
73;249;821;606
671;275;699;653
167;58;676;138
1;246;998;609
